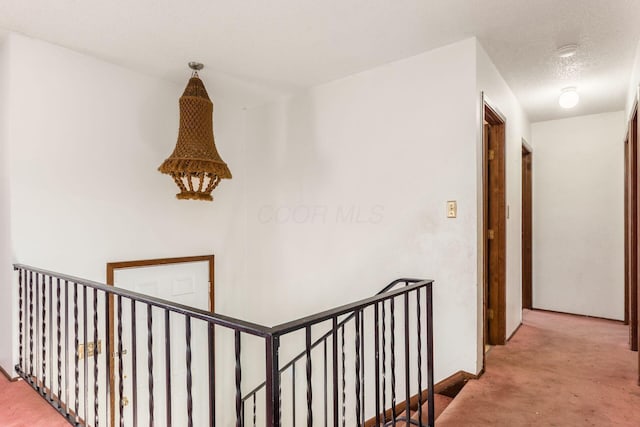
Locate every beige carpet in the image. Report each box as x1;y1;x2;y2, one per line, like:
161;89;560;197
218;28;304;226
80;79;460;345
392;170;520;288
437;309;640;426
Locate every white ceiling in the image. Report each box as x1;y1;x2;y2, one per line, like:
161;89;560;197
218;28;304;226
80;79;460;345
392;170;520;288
0;0;639;121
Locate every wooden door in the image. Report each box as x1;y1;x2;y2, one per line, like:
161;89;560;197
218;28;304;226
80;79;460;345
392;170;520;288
522;144;533;310
631;108;638;352
107;256;215;427
483;123;490;347
625;135;630;325
634;105;640;385
115;261;210;427
483;100;507;347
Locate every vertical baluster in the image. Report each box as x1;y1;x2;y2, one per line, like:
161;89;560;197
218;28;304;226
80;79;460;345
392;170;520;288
292;364;296;427
165;310;172;427
305;326;312;427
390;298;396;426
23;269;28;378
360;310;365;424
235;331;242;427
208;322;216;427
354;312;361;427
56;278;62;406
49;276;53;402
93;288;99;427
64;280;69;417
21;269;26;374
374;303;381;427
340;324;345;427
332;318;338;427
18;269;23;373
117;296;124;427
186;316;193;427
16;269;23;372
105;292;111;425
253;393;256;427
147;304;154;427
42;274;47;394
29;271;34;380
131;300;139;427
381;301;387;424
34;273;39;387
416;289;423;426
35;274;40;387
83;286;89;424
426;285;434;427
74;283;79;424
404;292;410;423
265;335;280;427
279;365;282;425
323;339;328;427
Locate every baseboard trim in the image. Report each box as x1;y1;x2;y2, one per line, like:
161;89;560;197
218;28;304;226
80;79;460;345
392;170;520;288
0;364;18;382
507;322;523;342
530;308;624;324
363;370;477;426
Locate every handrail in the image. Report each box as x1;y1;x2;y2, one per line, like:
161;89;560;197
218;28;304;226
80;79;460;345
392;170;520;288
13;265;430;339
242;278;432;401
13;263;272;337
272;279;432;335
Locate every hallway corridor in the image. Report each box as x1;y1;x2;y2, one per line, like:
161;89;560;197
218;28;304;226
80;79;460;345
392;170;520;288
438;309;640;426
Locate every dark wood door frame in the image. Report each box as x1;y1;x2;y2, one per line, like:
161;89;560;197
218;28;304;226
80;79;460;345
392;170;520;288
482;95;507;351
625;133;630;326
629;103;639;354
106;255;215;427
522;141;533;310
633;88;640;386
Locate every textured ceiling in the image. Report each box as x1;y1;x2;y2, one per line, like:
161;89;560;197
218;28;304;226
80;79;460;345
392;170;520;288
0;0;639;120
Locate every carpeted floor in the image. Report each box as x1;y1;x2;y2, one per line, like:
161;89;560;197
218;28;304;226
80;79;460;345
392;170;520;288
437;309;640;426
0;374;68;427
2;309;639;426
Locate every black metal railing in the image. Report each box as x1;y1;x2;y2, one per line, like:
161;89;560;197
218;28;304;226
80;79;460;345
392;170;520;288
13;264;434;427
242;279;435;426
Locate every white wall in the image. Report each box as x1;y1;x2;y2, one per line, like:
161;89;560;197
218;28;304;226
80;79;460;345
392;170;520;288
532;111;625;320
243;39;480;382
0;34;16;374
0;33;250;375
475;42;531;358
0;33;531;397
626;38;640;118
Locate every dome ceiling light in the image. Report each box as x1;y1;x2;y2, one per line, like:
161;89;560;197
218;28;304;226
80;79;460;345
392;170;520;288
558;87;579;109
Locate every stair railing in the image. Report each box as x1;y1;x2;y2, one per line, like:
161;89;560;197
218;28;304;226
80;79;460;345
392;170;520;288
243;278;435;426
13;263;434;427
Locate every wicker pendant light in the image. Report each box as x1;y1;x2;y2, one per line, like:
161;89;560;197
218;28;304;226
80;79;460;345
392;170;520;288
159;62;232;201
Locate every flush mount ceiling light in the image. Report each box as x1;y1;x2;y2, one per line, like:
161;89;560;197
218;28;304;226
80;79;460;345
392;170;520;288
558;87;579;109
556;44;578;58
159;62;232;201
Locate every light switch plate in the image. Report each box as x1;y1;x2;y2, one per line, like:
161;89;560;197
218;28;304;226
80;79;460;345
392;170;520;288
447;200;457;218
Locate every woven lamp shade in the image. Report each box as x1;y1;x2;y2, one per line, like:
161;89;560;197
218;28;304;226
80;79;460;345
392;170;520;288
159;73;231;201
